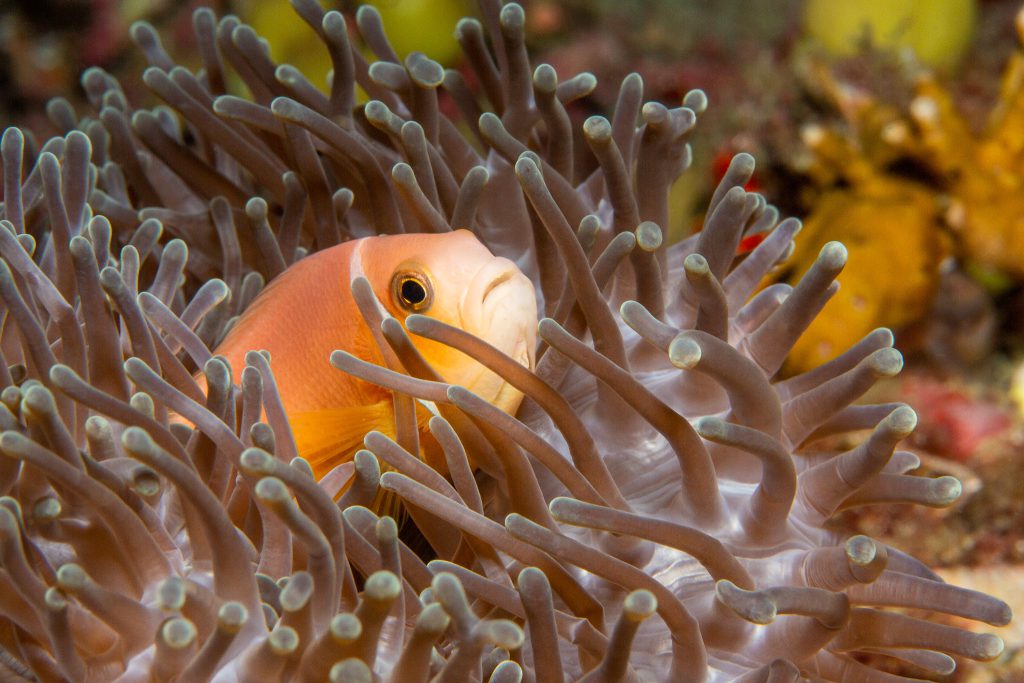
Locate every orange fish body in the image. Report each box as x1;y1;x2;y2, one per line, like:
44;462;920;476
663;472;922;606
210;231;537;479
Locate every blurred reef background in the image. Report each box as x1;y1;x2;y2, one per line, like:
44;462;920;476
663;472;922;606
2;0;1024;679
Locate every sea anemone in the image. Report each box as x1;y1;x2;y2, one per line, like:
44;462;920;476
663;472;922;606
0;1;1011;682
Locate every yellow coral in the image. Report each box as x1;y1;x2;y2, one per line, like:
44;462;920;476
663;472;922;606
780;7;1024;373
909;11;1024;279
781;174;946;375
775;87;949;374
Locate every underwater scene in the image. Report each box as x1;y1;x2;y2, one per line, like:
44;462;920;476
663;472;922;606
0;0;1021;681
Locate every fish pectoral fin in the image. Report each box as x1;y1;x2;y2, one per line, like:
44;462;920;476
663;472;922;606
288;401;394;475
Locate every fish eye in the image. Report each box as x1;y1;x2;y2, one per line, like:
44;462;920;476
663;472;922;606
391;271;433;312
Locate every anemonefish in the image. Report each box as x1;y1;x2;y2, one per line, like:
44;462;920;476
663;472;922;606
209;230;537;479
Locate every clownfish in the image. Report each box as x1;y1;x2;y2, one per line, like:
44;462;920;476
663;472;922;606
209;230;538;479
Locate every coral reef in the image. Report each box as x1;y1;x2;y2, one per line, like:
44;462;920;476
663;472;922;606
0;1;1011;681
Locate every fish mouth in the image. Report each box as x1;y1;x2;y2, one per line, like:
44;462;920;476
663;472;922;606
481;269;516;305
460;255;540;370
457;257;538;403
460;257;533;330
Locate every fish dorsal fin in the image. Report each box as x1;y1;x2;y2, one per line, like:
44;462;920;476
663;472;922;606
288;401;395;477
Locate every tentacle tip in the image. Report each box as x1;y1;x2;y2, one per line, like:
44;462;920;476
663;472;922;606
623;71;643;87
129;20;156;41
55;563;88;590
239;447;272;475
623;589;658;621
577;72;598;90
731;151;755;170
931;475;963;505
1;127;24;145
363;99;388;120
203;355;230;379
80;66;107;86
431;571;467;606
406;55;445;88
844;535;880;567
328;349;351;368
455;16;481;36
445;384;470;403
682;88;708;113
641;100;669;124
269;96;297;119
715;580;775;624
692;417;724;440
161;617;198;650
499;2;526;28
121;424;153;451
65;129;91;147
504;512;529;534
340;504;371;522
43;587;68;611
392;162;415;183
21;385;55;414
355;4;382;22
722;185;746;202
270;625;300;655
976;634;1005;661
469;165;490;183
533;63;557;91
991;601;1014;627
537;317;560;337
273;58;304;79
254;476;289;503
683;252;709;275
547;496;577;521
245;196;269;219
513;155;539;179
418;601;452;633
377;470;398;490
374;516;397;540
871;327;896;346
365;570;402;601
361;429;387;448
819;241;849;270
668;335;702;369
885;405;918;437
635;221;663;252
243;349;272;367
583;115;612;142
619;299;641;318
140;66;166;85
322;10;346;33
67;234;92;256
871;347;904;378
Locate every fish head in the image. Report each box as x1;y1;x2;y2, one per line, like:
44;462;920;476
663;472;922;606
361;230;537;415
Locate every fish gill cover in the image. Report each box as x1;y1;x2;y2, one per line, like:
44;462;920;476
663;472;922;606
0;1;1011;682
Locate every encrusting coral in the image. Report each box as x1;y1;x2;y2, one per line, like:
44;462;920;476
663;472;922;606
773;6;1024;373
0;1;1012;681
